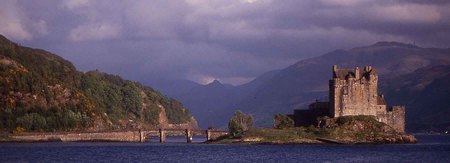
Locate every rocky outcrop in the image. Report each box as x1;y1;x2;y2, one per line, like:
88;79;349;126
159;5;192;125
369;134;417;144
167;117;199;129
157;104;198;129
322;115;416;144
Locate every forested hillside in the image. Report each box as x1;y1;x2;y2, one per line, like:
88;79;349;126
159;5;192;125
0;35;195;132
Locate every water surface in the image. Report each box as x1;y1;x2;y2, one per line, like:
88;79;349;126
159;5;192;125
1;135;449;162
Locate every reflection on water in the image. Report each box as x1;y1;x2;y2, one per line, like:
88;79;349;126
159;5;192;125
146;136;207;143
415;134;450;144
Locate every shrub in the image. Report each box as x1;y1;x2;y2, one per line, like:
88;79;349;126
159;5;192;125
274;114;294;129
228;110;254;137
16;113;47;131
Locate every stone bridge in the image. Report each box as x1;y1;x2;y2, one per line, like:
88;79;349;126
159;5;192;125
11;129;229;143
139;129;229;143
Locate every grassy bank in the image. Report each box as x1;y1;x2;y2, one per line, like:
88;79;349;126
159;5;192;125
209;116;417;144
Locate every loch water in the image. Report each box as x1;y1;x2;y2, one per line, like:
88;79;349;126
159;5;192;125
1;135;449;162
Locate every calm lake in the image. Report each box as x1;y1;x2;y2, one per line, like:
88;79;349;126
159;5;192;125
1;135;449;162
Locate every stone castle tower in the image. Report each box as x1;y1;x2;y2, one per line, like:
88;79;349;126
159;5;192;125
329;65;405;132
329;65;386;118
287;65;406;133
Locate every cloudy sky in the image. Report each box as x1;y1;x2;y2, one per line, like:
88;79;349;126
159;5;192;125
1;0;449;85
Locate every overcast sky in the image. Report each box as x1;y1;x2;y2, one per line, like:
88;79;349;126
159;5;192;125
1;0;449;85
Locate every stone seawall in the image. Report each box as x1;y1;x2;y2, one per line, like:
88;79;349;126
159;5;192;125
11;131;141;142
9;129;229;142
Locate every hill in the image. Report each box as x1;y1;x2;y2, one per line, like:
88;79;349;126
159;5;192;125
0;35;196;132
380;65;450;132
175;80;241;127
170;42;450;132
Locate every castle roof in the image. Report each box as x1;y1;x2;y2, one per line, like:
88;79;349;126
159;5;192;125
333;69;358;79
332;65;377;80
364;67;377;76
377;95;386;105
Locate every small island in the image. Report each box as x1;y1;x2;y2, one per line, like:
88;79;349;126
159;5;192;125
208;114;416;144
209;65;417;144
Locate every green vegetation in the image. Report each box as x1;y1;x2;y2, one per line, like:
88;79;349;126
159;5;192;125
246;128;316;141
228;111;254;137
163;99;192;124
0;35;193;132
273;114;294;129
214;115;415;144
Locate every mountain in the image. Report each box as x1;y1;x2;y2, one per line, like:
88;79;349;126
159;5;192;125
0;35;196;132
143;70;284;128
142;78;202;97
380;65;450;132
175;80;240;128
175;41;450;131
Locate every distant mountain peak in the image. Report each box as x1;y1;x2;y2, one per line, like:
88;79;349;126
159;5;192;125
371;41;419;48
207;79;222;86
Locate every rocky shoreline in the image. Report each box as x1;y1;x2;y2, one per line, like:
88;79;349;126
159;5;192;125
206;134;417;145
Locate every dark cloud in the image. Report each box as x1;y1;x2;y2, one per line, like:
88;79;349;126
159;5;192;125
1;0;449;85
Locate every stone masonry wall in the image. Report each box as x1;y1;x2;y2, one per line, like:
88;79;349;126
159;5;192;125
12;131;141;142
330;66;381;117
376;106;405;133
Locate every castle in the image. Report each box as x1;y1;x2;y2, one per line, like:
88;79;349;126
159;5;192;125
288;65;405;132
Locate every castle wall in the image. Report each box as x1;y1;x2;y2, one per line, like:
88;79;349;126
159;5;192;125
329;80;336;116
377;106;405;133
291;110;315;127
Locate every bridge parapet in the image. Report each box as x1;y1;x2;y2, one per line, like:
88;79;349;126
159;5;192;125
141;129;229;143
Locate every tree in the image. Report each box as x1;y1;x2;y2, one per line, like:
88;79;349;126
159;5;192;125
274;114;294;129
122;81;142;117
228;110;253;137
16;113;47;131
